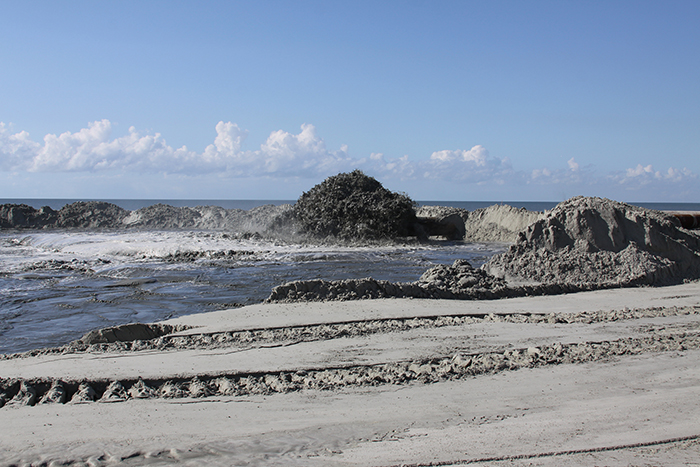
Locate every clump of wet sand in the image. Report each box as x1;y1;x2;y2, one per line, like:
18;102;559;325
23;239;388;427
267;259;512;302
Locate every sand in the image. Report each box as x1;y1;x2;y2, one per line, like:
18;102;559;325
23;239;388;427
3;196;700;465
485;196;700;287
2;282;700;466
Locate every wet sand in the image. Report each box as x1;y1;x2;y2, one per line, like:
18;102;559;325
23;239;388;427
2;282;700;466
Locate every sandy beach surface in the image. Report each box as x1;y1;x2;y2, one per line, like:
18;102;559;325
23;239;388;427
2;283;700;466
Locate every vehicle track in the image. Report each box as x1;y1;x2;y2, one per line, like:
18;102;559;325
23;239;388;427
2;328;699;407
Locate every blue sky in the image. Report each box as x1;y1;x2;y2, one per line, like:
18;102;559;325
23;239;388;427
1;1;699;201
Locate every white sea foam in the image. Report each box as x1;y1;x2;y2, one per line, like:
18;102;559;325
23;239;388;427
3;231;501;269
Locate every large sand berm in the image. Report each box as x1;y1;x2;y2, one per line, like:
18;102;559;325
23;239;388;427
0;201;294;232
269;196;700;302
485;196;700;286
417;204;543;242
462;203;544;241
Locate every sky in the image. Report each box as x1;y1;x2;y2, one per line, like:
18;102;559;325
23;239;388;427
1;1;699;202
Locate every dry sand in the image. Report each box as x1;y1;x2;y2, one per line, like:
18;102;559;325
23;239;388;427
2;282;700;466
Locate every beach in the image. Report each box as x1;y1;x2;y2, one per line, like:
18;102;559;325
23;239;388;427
2;282;700;466
2;194;700;466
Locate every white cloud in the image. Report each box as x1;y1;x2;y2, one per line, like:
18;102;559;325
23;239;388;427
7;120;198;173
1;120;698;200
624;166;698;199
525;160;698;200
365;152;415;179
430;145;489;165
531;168;552;179
201;121;249;167
422;145;514;183
618;164;696;187
625;164;653;178
0;120;354;177
0;123;42;170
528;164;586;186
258;123;352;174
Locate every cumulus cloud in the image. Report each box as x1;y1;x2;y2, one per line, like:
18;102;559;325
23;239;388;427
528;159;589;186
429;145;490;165
2;120;200;173
567;157;580;171
365;152;415;179
605;164;700;201
420;145;515;183
0;121;515;185
257;124;352;174
0;120;354;177
525;158;698;200
1;120;698;200
0;123;42;170
619;164;695;184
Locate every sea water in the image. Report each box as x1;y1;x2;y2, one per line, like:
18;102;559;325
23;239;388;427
0;228;506;354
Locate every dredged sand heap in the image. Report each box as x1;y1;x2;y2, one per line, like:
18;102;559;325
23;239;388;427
484;196;700;287
0;201;294;232
268;196;700;302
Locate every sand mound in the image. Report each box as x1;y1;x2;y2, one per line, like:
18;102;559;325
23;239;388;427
269;197;700;303
267;259;513;301
76;323;188;345
121;203;203;229
292;170;418;241
56;202;129;228
119;203;294;231
0;202;128;229
0;204;57;229
484;196;700;287
462;204;543;242
0;201;293;233
414;204;542;242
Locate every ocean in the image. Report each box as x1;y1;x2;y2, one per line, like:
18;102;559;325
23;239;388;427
2;198;699;355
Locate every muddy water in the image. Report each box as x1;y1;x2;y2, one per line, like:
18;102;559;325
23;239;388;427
0;230;506;354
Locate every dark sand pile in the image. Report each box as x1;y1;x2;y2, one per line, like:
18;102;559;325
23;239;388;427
267;259;513;302
1;172;418;241
485;196;700;287
0;201;129;229
1;172;543;244
293;170;417;241
0;201;293;232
